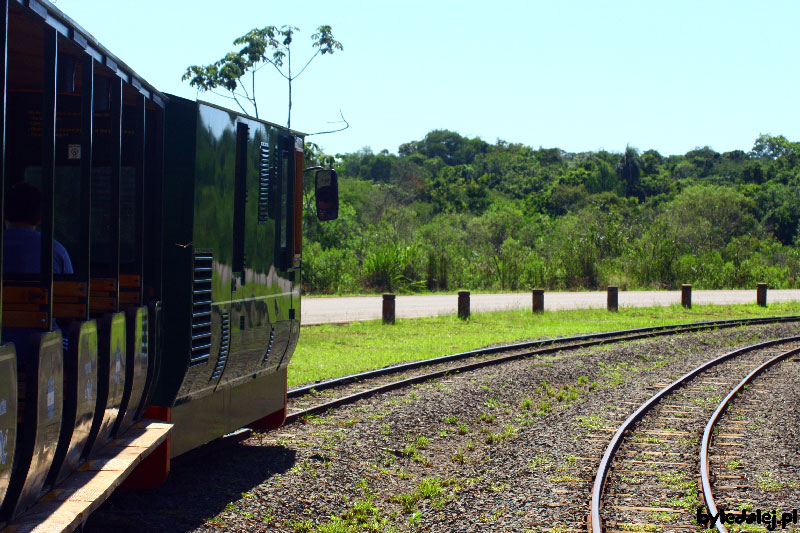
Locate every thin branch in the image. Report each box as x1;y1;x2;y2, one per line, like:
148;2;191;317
235;78;259;117
287;46;292;128
305;110;350;136
231;96;249;116
231;90;253;100
261;57;290;80
236;78;252;102
210;89;249;115
209;89;240;101
293;49;321;79
252;70;258;118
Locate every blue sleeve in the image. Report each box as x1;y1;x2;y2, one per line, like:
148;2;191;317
53;241;74;274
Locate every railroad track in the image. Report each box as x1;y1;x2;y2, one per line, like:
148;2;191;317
86;317;800;532
285;316;800;425
590;335;800;532
700;343;800;532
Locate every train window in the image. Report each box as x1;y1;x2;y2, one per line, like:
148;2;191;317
88;168;133;267
90;167;114;271
89;74;123;282
232;122;248;277
18;167;81;267
279;148;289;250
119;168;137;265
55;169;81;265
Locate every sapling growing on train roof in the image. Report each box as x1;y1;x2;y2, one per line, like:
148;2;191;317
182;24;343;127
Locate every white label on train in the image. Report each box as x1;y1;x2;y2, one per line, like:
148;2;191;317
0;399;5;416
0;429;7;464
68;144;81;160
47;377;55;420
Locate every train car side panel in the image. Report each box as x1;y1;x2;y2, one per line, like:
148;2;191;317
170;100;236;401
158;98;299;455
170;368;286;457
152;97;197;408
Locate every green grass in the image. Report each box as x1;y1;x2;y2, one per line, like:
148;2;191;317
288;302;800;386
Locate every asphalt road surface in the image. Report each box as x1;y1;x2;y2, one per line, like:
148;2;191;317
300;289;800;325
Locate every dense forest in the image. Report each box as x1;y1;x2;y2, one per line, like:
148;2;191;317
301;131;800;294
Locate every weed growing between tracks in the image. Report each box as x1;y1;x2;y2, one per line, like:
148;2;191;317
289;302;800;386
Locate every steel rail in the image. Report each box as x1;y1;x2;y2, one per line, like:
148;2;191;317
589;335;800;533
699;344;800;533
286;318;800;426
289;315;800;399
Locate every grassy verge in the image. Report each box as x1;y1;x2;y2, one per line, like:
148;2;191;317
288;302;800;387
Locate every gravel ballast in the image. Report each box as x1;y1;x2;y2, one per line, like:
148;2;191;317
84;323;800;532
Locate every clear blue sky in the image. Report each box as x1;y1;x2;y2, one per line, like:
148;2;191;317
56;0;800;157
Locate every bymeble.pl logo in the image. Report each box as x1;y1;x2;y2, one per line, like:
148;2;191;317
697;508;799;530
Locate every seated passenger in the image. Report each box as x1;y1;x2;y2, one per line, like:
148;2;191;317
4;182;73;274
3;182;73;362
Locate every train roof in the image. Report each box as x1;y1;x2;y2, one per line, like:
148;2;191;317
16;1;309;136
194;98;307;137
15;0;167;107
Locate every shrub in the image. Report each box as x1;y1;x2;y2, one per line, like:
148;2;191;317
303;243;361;294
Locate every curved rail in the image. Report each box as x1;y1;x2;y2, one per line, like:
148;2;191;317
289;315;800;399
589;335;800;533
699;344;800;533
286;316;800;426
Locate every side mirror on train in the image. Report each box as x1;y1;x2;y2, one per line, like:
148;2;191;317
315;169;339;221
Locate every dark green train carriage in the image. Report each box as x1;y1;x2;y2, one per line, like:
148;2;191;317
157;96;309;456
0;0;338;523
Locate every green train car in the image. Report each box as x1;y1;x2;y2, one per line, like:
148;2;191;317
160;97;311;456
0;0;338;523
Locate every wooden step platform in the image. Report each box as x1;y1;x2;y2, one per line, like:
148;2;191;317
1;419;172;533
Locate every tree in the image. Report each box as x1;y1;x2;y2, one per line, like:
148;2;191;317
400;130;488;166
640;149;663;175
586;160;622;194
182;25;342;127
751;134;798;161
664;185;757;252
685;146;719;178
616;145;642;199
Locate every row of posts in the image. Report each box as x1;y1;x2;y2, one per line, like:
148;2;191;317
381;284;771;324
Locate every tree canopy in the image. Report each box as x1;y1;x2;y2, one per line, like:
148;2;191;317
301;131;800;294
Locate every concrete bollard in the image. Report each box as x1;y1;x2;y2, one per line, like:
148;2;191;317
757;283;768;307
532;289;544;314
681;284;692;309
382;293;396;324
607;286;618;312
458;290;470;320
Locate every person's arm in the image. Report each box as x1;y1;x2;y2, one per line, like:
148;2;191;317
54;241;74;274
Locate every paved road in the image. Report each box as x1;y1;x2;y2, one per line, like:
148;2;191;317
301;289;800;325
